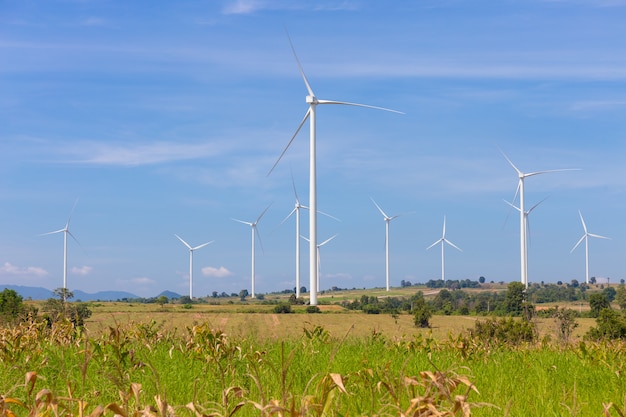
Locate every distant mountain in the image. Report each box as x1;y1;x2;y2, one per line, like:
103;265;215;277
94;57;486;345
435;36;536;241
157;290;182;299
1;285;139;301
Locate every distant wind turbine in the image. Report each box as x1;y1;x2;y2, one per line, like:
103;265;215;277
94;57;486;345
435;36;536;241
232;204;271;298
371;197;407;291
500;149;578;288
571;210;610;285
282;177;339;298
41;199;79;297
427;216;462;281
175;234;213;299
268;33;403;305
302;234;337;294
505;198;546;287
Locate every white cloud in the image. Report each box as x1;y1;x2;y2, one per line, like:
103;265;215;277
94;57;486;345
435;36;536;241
202;266;234;278
0;262;48;277
71;266;92;275
131;277;156;285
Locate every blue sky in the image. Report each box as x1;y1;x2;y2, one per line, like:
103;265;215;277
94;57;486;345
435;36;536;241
1;0;625;298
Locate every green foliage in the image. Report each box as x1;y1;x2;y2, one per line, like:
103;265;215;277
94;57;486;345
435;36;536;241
589;293;611;317
552;307;579;345
470;317;537;345
0;288;26;323
617;285;626;310
412;294;432;328
41;288;92;327
273;302;292;314
504;282;525;315
603;286;617;302
586;309;626;340
305;305;321;314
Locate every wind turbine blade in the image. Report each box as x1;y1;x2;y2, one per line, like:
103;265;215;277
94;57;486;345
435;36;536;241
175;234;192;249
442;216;447;238
317;209;340;222
578;210;588;234
444;238;463;252
571;235;586;253
527;196;549;214
286;30;315;97
316;99;404;114
588;233;611;240
40;228;66;236
370;197;389;219
290;171;300;204
426;239;442;250
255;203;272;224
231;218;253;226
66;198;79;226
498;147;522;176
525;168;580;178
504;199;521;213
193;240;214;251
267;109;311;176
300;234;310;243
67;230;80;246
281;207;297;224
319;234;337;247
255;227;266;255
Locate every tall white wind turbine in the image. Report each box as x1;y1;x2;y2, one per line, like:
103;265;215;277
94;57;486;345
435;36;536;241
302;234;337;294
232;205;271;298
500;149;578;289
427;216;462;281
371;197;404;291
41;199;79;296
175;234;213;299
282;178;339;299
505;198;546;288
268;34;403;305
571;210;610;284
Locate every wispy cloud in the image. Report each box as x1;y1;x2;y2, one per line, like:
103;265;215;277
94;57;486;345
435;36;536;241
202;266;234;278
221;0;358;15
64;141;234;166
71;266;92;275
0;262;48;277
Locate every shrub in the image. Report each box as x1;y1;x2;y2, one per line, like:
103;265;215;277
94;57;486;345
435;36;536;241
586;309;626;340
273;303;292;314
413;305;432;328
470;317;537;345
305;305;321;314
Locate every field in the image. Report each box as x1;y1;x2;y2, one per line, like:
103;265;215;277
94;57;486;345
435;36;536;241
2;297;625;416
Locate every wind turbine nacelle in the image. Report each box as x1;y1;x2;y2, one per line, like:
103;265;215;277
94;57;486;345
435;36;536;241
306;95;317;104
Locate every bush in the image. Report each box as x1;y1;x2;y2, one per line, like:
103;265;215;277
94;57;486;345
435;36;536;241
305;305;321;314
470;317;537;345
273;303;293;314
586;309;626;340
413;306;432;328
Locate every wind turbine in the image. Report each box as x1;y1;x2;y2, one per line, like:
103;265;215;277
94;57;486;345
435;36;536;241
505;198;547;288
282;178;339;299
232;204;271;298
571;210;610;285
41;199;79;297
371;197;405;291
175;234;213;299
500;149;578;288
427;216;462;281
268;34;403;305
302;234;337;294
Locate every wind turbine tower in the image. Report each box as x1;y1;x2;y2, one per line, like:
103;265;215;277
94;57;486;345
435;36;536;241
427;216;462;281
232;205;270;298
268;35;402;305
571;210;610;284
371;197;404;291
175;234;213;299
41;199;79;296
500;150;578;288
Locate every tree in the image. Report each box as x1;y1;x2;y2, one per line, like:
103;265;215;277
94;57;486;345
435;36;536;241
603;286;617;303
616;285;626;310
0;288;25;322
179;295;192;305
589;293;610;317
590;276;597;285
504;282;525;316
239;289;249;301
42;288;91;327
570;279;579;288
157;295;168;307
478;276;486;284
